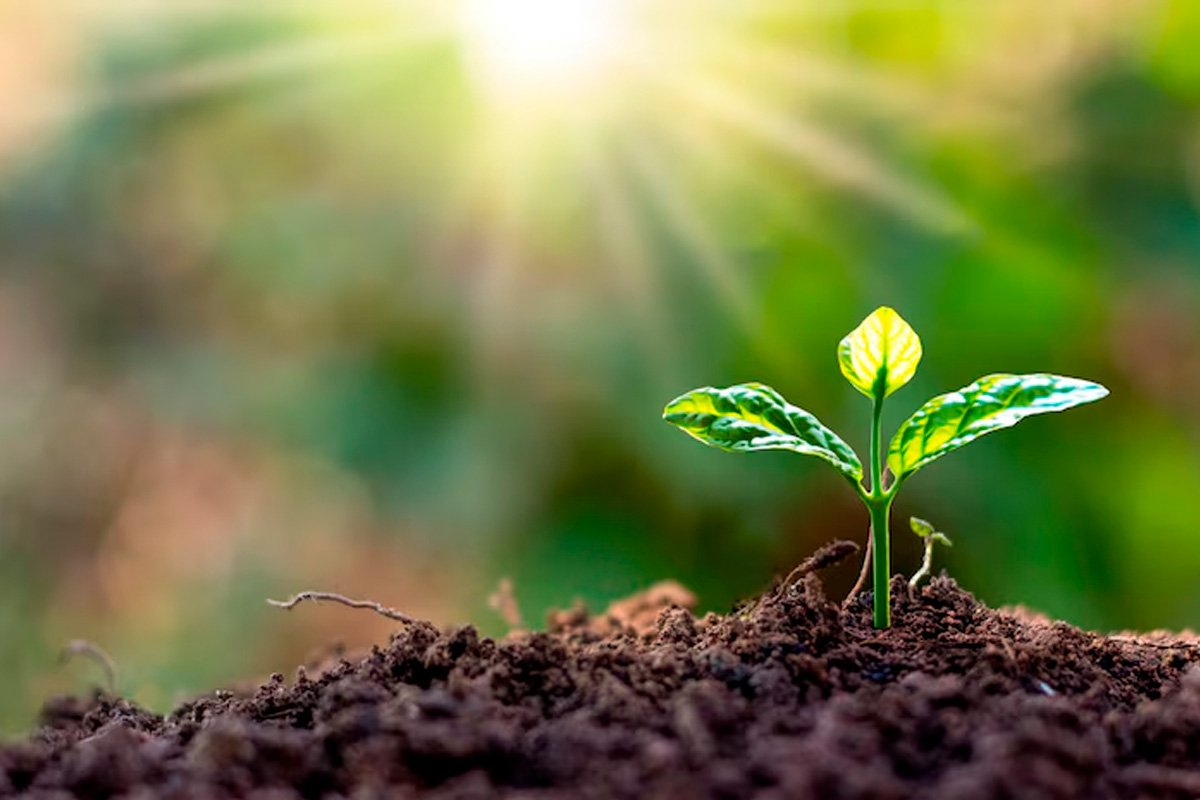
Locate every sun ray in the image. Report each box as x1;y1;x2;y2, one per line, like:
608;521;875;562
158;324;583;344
621;135;757;329
102;28;444;110
579;132;679;388
9;5;457;150
622;50;972;234
662;28;937;121
8;0;989;387
621;132;807;375
441;120;535;378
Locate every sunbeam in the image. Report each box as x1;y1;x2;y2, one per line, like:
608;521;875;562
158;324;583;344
582;134;678;387
620;135;757;331
15;0;982;381
639;66;970;234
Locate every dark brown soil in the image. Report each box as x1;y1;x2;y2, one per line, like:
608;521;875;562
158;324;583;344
5;554;1200;799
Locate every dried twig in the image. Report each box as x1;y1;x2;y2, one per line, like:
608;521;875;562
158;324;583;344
59;639;117;694
487;577;524;629
783;540;860;588
735;540;860;620
267;591;418;625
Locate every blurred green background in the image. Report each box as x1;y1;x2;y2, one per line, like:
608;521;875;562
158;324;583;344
2;0;1200;731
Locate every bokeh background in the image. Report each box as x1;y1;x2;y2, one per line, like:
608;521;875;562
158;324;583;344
2;0;1199;731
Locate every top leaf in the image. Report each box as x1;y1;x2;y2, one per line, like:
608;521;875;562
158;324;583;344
910;517;952;546
910;517;936;538
662;383;863;481
888;373;1109;480
838;307;923;399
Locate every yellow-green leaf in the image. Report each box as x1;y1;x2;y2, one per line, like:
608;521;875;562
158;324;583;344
663;383;863;481
910;517;951;546
838;307;923;399
910;517;936;538
888;373;1109;479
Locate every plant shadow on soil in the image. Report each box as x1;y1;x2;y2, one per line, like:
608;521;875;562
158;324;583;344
4;541;1200;799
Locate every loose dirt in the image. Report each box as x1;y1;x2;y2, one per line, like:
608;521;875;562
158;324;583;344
4;547;1200;799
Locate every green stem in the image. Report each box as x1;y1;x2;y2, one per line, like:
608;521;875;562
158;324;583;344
869;395;892;629
869;496;893;628
869;394;884;495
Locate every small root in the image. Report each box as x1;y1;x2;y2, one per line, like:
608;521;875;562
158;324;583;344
267;591;418;625
59;639;117;694
487;577;524;629
783;540;860;588
843;526;873;608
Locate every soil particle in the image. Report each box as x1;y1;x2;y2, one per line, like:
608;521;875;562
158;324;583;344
4;567;1200;799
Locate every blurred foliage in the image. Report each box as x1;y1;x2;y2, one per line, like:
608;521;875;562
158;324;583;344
2;0;1200;732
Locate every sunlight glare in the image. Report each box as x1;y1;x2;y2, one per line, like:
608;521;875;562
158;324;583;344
459;0;628;97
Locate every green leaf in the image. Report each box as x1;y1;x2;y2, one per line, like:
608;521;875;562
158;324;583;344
663;383;863;481
838;306;922;399
888;373;1109;479
911;517;952;546
910;517;936;538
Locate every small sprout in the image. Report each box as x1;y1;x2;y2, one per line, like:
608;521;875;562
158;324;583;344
663;306;1108;629
908;516;952;596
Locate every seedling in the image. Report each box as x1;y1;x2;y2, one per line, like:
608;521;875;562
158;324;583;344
908;516;952;596
663;306;1108;629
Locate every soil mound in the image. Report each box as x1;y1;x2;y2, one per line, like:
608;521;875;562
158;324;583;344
4;564;1200;799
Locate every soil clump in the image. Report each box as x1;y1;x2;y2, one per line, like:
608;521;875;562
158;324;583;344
5;551;1200;799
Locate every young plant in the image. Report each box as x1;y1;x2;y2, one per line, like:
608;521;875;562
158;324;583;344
662;306;1108;629
908;516;952;596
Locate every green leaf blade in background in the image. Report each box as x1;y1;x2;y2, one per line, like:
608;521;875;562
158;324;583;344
838;306;923;399
888;374;1109;480
663;383;863;481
